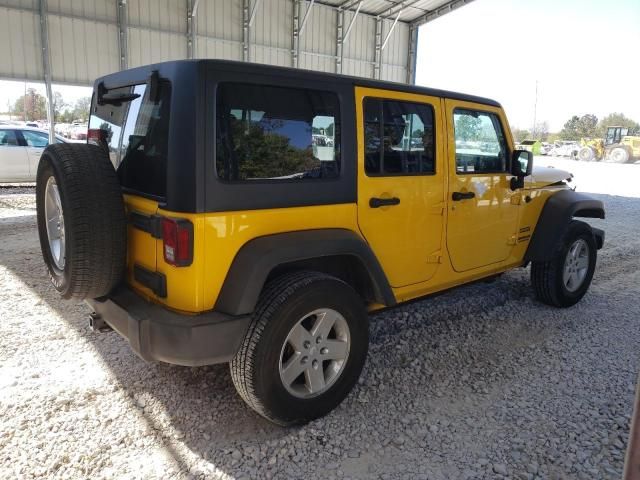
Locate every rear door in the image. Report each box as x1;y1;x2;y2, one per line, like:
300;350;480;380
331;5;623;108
89;83;169;297
444;100;520;272
18;130;50;177
356;87;446;287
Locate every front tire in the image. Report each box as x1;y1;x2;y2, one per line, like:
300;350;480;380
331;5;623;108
531;221;597;307
230;271;369;426
577;146;595;162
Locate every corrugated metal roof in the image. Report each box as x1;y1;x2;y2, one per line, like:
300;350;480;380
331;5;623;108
0;0;473;87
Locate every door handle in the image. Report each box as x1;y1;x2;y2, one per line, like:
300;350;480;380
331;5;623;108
369;197;400;208
451;191;475;201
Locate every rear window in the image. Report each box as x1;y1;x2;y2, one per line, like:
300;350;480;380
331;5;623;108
89;82;171;198
215;83;340;182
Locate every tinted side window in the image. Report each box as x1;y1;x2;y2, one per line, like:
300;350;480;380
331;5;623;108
89;82;171;198
21;130;49;147
453;109;507;174
364;98;435;176
216;83;340;181
0;130;19;146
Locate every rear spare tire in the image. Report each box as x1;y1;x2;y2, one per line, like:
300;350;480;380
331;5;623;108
36;143;126;299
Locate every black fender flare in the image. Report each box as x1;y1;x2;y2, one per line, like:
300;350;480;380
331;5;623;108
525;190;605;262
214;229;396;315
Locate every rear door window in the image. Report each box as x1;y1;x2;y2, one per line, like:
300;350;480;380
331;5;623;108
20;130;49;147
89;82;171;198
215;83;340;181
364;98;436;175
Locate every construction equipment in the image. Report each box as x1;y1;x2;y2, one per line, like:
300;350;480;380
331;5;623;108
577;126;640;163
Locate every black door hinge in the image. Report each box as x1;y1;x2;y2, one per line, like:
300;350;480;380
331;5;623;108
129;212;163;239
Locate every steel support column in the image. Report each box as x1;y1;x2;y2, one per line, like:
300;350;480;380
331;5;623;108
187;0;195;59
39;0;55;142
335;7;343;73
405;23;418;84
291;0;300;68
116;0;128;70
373;16;382;79
242;0;250;61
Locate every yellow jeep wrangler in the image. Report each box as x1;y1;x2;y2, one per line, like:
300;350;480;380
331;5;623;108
36;60;604;426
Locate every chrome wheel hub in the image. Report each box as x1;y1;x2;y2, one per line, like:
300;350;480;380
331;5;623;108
563;238;589;292
279;308;351;398
44;176;65;270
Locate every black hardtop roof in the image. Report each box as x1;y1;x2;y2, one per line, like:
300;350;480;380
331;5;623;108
95;59;501;108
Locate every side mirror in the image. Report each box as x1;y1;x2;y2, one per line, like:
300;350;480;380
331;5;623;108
510;150;533;190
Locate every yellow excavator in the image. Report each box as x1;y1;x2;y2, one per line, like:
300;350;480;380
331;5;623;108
577;126;640;163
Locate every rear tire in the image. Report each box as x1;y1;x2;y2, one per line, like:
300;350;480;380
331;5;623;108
230;271;369;426
609;147;630;163
36;143;126;299
531;221;597;308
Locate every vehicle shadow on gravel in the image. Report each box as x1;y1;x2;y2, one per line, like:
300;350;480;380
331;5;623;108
1;192;637;477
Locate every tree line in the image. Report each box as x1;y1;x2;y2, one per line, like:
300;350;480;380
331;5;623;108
512;113;640;143
6;88;91;123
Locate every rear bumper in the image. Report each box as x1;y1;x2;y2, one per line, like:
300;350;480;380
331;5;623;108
87;287;251;367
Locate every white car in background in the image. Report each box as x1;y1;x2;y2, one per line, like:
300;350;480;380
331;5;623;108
68;124;88;141
0;126;67;182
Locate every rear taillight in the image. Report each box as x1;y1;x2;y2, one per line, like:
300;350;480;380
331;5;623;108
161;218;193;267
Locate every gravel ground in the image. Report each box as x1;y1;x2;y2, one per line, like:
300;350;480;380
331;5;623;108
1;159;639;479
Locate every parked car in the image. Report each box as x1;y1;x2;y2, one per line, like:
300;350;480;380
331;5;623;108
549;141;580;157
68;124;88;140
0;126;66;182
36;60;605;426
540;142;553;155
54;123;70;136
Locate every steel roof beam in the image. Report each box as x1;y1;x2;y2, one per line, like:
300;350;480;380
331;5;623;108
380;9;401;50
375;0;422;20
410;0;475;26
298;0;315;36
342;0;362;42
249;0;263;27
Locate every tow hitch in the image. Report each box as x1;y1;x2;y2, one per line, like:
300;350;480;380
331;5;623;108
89;312;112;333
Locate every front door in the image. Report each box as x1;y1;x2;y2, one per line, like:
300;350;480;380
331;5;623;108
0;130;30;181
356;87;445;288
445;100;520;272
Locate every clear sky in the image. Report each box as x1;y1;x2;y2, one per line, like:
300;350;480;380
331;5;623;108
415;0;640;132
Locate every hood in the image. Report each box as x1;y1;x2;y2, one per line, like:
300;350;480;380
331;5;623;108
525;165;573;187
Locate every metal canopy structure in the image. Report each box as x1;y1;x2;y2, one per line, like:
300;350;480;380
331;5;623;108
0;0;474;138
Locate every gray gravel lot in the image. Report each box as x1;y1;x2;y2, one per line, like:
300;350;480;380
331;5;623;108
1;159;639;479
